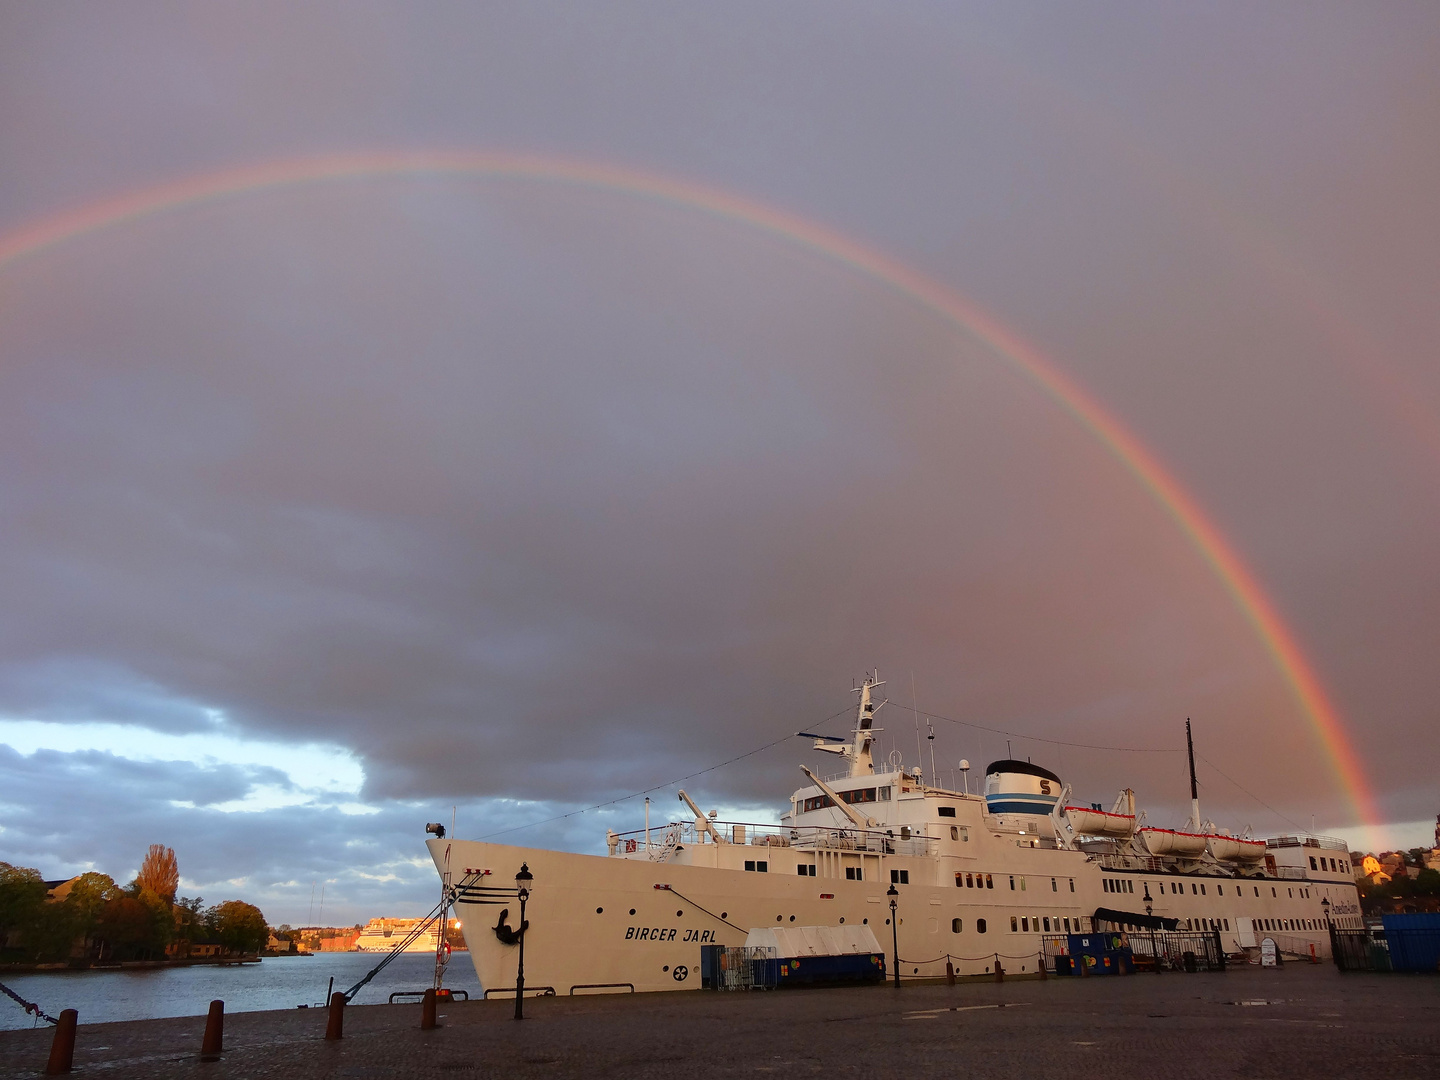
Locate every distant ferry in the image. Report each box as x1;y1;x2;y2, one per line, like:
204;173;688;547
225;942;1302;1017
427;674;1362;994
352;917;442;953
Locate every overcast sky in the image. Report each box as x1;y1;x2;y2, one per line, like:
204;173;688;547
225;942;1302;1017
1;3;1437;925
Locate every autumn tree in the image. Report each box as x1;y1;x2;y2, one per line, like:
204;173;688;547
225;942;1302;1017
136;845;179;904
206;900;268;954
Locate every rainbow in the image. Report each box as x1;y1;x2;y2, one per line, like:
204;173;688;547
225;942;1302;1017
0;149;1380;832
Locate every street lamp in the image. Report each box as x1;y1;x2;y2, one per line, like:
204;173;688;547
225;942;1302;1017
514;863;533;1020
887;883;900;988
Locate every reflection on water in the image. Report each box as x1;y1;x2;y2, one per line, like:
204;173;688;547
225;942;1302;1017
0;952;480;1031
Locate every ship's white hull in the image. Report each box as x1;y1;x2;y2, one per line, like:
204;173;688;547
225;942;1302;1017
427;831;1360;995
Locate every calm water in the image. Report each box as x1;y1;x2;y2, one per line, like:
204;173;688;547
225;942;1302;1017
0;952;481;1031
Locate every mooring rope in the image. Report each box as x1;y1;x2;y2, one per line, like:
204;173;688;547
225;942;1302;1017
0;979;58;1025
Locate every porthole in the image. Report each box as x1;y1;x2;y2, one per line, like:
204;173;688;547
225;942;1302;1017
789;915;796;921
629;908;636;915
863;918;868;925
596;907;604;914
776;915;782;921
839;917;845;924
721;912;728;919
662;965;669;972
676;910;683;917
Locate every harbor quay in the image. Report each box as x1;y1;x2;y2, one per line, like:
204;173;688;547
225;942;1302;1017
3;965;1436;1079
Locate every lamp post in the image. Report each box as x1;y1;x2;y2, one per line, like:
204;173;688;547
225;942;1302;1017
887;883;900;987
514;863;533;1020
1321;896;1335;968
1146;903;1159;973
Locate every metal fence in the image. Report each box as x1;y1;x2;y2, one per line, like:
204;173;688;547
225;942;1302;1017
715;946;779;990
1041;930;1225;973
1332;929;1392;972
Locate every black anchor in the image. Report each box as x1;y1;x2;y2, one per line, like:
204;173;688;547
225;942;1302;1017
493;907;528;945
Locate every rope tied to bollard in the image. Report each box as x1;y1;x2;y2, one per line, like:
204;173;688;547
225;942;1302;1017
0;978;59;1025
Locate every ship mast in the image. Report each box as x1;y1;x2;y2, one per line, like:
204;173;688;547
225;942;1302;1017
1186;719;1200;832
847;673;884;777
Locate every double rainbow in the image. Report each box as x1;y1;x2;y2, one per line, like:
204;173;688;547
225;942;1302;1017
0;150;1379;831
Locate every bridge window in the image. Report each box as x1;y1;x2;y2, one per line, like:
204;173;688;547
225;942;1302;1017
891;869;910;885
845;866;862;881
743;860;768;872
797;864;816;876
1309;856;1318;870
802;795;835;812
1021;917;1029;932
938;806;956;817
878;787;891;801
840;788;877;805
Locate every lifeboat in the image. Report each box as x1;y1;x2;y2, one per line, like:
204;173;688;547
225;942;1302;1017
1138;827;1208;858
1064;806;1136;839
1206;834;1266;863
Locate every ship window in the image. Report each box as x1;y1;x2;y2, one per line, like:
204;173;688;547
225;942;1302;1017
1217;885;1223;896
1010;916;1018;932
1200;884;1206;896
745;860;754;871
1191;884;1198;895
1254;886;1260;897
1272;887;1277;897
1309;856;1318;871
890;869;909;885
900;826;911;841
986;874;994;889
1043;917;1051;931
938;806;956;817
952;918;963;933
962;828;969;842
1021;877;1027;891
1224;919;1229;930
802;795;836;812
1069;878;1075;892
1051;878;1057;892
1010;876;1016;891
1021;917;1029;932
878;787;891;801
845;866;862;881
797;864;816;876
1287;888;1293;898
951;826;959;840
841;788;877;804
977;919;987;934
1064;917;1071;931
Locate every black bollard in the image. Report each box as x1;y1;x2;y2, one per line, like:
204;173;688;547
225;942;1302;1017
325;992;345;1040
993;958;1004;983
945;960;955;986
1038;951;1048;981
45;1009;77;1075
421;988;437;1030
201;999;224;1060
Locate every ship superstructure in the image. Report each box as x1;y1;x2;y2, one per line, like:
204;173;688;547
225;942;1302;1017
428;674;1362;994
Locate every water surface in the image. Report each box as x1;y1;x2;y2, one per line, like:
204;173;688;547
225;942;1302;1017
0;952;480;1030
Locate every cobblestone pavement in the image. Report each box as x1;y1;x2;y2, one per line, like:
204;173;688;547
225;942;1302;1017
3;965;1437;1079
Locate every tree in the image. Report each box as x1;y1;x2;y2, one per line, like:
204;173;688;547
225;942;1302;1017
94;896;159;960
206;901;268;954
0;863;48;958
136;845;179;904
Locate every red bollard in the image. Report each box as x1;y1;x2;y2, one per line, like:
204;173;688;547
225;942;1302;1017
421;988;437;1030
45;1009;77;1075
201;999;224;1060
945;960;955;986
325;992;345;1040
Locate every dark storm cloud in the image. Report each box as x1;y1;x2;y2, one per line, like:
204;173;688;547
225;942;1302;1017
1;1;1438;909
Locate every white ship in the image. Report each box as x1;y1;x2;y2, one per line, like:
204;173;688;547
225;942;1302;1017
427;675;1363;995
353;917;444;953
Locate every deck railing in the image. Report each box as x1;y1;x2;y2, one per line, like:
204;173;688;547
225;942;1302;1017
607;820;938;858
